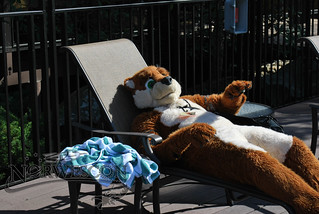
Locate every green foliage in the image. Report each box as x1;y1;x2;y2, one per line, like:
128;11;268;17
0;106;33;182
262;0;305;59
9;0;33;11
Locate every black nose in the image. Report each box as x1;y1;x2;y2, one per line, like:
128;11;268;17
161;76;172;85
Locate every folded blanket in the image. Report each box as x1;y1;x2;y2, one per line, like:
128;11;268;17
57;136;160;188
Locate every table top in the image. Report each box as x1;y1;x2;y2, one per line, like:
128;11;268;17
237;101;273;118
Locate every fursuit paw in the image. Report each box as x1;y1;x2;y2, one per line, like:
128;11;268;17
225;80;252;99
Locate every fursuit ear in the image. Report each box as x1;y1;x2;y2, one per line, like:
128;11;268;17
156;66;170;76
124;77;135;91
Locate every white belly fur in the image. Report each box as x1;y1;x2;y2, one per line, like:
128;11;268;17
155;99;293;163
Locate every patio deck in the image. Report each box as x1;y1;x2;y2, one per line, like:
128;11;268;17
1;97;319;214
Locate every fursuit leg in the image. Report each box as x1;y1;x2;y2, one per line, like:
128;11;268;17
153;123;216;165
182;139;319;214
236;125;319;193
284;136;319;192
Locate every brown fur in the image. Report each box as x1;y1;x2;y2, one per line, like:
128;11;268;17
182;80;251;114
125;66;319;213
124;66;170;93
181;136;319;213
284;137;319;192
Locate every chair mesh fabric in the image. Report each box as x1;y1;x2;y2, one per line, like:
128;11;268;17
64;39;147;144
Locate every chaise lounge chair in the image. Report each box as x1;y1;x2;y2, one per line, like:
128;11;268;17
59;38;295;213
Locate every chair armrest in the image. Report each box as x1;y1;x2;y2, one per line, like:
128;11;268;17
310;104;319;110
72;122;162;164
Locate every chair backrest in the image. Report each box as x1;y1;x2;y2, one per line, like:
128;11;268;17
299;36;319;57
63;39;147;144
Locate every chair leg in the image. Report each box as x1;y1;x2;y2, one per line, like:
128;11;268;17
225;188;248;205
94;183;102;214
225;189;235;206
68;181;81;214
152;177;160;214
134;177;142;214
311;106;318;155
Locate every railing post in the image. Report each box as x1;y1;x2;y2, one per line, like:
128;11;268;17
27;14;41;164
40;0;53;154
0;16;12;175
47;0;61;152
61;11;73;146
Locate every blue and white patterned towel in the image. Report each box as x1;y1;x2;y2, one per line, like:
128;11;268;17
57;136;160;188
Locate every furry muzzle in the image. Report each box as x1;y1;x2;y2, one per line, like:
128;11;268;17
133;78;181;109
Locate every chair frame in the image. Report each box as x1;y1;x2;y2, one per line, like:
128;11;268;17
55;39;295;213
69;125;295;214
310;104;319;155
298;36;319;156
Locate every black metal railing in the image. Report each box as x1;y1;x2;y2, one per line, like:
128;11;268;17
1;0;319;188
0;7;49;187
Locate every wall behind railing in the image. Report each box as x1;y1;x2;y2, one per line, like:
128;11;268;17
0;0;319;187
